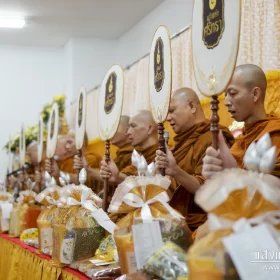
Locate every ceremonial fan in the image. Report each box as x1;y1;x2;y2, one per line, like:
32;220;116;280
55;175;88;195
98;64;124;211
149;25;172;176
37;115;44;191
192;0;241;149
75;86;87;180
46;102;59;180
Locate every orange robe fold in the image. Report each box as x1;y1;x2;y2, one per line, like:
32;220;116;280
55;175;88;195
58;144;102;192
169;120;235;231
231;115;280;177
114;144;134;171
121;144;158;176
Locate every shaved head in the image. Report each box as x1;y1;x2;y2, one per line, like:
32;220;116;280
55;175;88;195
132;110;157;127
119;115;130;127
26;141;38;165
234;64;267;100
128;110;158;149
172;87;201;107
111;115;131;148
168;87;206;134
225;64;267;124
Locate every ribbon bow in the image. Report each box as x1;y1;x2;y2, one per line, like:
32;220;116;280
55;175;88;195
115;190;184;223
66;188;117;234
208;210;280;233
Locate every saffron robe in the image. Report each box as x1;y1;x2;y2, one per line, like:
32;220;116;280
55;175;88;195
169;120;235;231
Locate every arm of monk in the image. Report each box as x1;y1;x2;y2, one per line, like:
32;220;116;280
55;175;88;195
73;152;103;183
155;146;201;194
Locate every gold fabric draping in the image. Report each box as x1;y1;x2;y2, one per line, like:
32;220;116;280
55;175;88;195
65;0;280;146
0;236;87;280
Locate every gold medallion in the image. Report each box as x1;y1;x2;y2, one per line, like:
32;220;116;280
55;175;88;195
154;37;165;92
104;72;116;114
50;111;55;139
78;93;83;127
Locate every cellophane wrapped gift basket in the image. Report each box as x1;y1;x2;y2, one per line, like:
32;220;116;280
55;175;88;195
9;180;38;238
109;150;192;278
35;173;61;255
51;169;117;269
187;133;280;280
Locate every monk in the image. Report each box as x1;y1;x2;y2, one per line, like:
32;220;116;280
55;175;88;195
202;64;280;179
100;110;158;184
26;141;47;192
155;88;235;231
73;115;133;192
45;132;102;191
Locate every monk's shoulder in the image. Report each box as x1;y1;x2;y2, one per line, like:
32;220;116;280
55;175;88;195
84;150;102;167
193;130;213;153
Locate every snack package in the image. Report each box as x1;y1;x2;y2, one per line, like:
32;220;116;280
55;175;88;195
187;169;280;280
51;184;105;267
143;242;189;280
85;263;121;279
94;235;118;262
20;228;39;247
109;170;188;275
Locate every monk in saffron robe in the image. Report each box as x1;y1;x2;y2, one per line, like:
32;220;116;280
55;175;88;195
73;116;134;183
202;64;280;178
45;132;102;191
100;110;158;184
155;88;234;231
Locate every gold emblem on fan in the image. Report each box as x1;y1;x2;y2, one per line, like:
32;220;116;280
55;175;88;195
209;0;216;10
154;37;165;92
104;73;116;114
78;93;83;127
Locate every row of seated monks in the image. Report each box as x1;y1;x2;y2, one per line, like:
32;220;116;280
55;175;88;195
7;63;280;236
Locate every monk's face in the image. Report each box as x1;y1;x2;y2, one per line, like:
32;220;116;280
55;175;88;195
167;97;196;134
111;122;129;147
225;71;255;122
55;134;77;161
26;144;38;165
127;115;151;147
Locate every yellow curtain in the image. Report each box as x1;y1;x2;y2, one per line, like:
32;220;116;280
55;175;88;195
0;237;83;280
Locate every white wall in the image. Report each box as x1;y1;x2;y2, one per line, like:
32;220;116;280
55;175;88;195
69;38;117;100
0;0;194;179
0;46;63;180
117;0;194;68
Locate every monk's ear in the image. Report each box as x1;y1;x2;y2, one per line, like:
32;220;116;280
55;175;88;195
188;100;197;113
252;87;261;103
147;124;154;135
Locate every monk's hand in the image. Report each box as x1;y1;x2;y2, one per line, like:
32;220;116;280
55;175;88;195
202;131;237;179
73;155;88;170
100;158;120;184
45;158;60;178
44;159;52;174
155;146;177;176
35;171;43;184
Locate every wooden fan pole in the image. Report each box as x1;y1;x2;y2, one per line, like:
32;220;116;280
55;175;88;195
77;149;82;182
210;95;220;150
158;122;166;176
38;162;42;192
102;140;110;211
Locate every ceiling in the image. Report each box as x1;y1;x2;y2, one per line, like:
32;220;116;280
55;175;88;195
0;0;164;47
